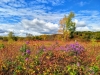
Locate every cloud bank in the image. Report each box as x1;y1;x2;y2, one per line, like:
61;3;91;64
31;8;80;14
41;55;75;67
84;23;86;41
0;0;100;36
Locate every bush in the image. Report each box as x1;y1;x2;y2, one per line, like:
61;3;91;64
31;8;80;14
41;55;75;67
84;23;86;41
0;43;4;49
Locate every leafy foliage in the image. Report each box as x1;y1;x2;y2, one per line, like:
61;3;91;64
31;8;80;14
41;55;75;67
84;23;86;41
0;43;4;49
58;12;76;40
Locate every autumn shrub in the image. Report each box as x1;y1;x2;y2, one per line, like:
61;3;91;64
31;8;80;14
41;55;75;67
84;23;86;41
0;43;4;50
0;41;100;75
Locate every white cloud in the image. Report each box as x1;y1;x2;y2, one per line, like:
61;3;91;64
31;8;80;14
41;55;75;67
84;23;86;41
0;32;8;36
0;18;59;36
21;18;59;34
74;10;100;31
34;0;65;5
89;24;100;31
0;29;7;33
0;0;100;36
78;1;87;6
0;9;100;36
49;0;65;5
0;0;26;7
73;19;92;31
76;27;91;31
74;19;86;27
0;0;65;36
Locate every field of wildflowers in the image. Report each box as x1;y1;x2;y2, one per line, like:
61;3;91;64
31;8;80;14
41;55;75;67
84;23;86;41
0;40;100;75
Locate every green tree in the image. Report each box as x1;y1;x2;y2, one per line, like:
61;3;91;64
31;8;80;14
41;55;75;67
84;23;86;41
58;12;76;40
8;32;15;41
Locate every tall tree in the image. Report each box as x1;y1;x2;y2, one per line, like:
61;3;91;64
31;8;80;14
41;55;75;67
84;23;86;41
8;32;14;39
8;31;15;41
58;12;76;40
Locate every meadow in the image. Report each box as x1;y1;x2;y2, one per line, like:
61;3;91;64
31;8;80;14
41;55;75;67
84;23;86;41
0;40;100;75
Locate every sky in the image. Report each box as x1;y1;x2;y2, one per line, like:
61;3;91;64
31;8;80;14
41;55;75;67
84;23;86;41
0;0;100;36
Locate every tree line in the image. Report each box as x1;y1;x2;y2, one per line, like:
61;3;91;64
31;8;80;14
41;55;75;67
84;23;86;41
0;31;100;41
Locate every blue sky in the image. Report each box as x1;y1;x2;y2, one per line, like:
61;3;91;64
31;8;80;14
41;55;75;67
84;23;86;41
0;0;100;36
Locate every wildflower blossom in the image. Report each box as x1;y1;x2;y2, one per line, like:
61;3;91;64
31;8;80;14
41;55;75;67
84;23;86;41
65;43;85;55
26;41;29;44
25;58;29;61
26;49;31;54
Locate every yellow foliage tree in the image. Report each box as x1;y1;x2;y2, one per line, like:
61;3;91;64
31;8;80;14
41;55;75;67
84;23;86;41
58;12;76;41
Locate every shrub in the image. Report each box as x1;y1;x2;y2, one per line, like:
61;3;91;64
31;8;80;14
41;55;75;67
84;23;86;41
0;43;4;49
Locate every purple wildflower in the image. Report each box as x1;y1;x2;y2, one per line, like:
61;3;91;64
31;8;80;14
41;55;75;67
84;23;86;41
26;41;29;44
25;58;29;61
26;49;31;54
65;43;85;55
